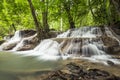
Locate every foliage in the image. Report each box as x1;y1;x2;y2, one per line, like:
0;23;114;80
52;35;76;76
0;0;119;39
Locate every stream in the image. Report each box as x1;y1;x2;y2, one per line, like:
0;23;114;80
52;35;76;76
0;26;120;80
0;51;62;80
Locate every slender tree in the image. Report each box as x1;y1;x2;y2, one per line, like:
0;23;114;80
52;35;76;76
62;0;75;29
27;0;44;41
42;0;49;32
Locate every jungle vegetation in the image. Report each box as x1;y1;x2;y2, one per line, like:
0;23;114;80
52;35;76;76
0;0;120;40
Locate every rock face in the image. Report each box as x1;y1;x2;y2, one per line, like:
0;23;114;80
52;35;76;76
1;30;37;51
43;63;120;80
0;40;5;45
111;22;120;35
20;30;36;37
3;42;18;50
101;36;120;54
17;36;39;51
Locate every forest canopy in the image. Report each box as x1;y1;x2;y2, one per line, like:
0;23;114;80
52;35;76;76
0;0;120;39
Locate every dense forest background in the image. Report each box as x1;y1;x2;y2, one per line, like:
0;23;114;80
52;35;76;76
0;0;120;40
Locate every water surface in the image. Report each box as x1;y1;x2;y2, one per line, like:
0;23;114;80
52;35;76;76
0;51;61;80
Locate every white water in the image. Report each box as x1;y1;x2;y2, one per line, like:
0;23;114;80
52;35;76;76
82;44;105;56
0;27;120;65
12;34;37;51
57;27;102;38
57;27;120;65
15;39;61;61
57;30;71;38
7;31;22;42
0;31;22;51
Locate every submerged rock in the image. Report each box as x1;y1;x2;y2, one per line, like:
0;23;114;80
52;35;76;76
42;62;120;80
107;60;115;66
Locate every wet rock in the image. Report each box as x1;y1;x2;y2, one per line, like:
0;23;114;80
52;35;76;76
113;28;120;35
48;31;60;38
112;55;120;59
102;36;119;47
4;34;13;41
17;45;34;51
66;62;84;75
42;62;120;80
3;42;18;50
17;37;39;51
107;60;115;66
87;69;110;79
111;22;120;35
20;30;36;37
44;71;66;80
0;40;5;45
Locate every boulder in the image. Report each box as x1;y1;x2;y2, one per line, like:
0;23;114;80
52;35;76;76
107;60;115;66
17;37;39;51
42;62;120;80
0;40;5;45
3;42;18;50
17;44;34;51
20;30;36;37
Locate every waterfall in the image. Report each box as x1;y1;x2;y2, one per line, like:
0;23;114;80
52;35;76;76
0;31;22;51
12;34;37;51
7;30;22;43
15;39;61;60
57;27;102;38
33;39;60;56
57;29;71;38
57;27;120;65
59;38;106;57
1;27;120;65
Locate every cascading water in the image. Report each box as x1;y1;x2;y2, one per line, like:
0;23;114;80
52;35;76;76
15;39;61;60
8;30;22;42
0;31;22;51
0;27;120;65
57;27;120;65
11;34;37;51
57;27;102;38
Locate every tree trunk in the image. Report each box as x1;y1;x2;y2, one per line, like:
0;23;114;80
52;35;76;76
111;0;120;16
11;23;16;32
67;12;75;29
88;0;96;19
63;2;75;29
42;0;49;32
110;0;120;24
27;0;44;41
